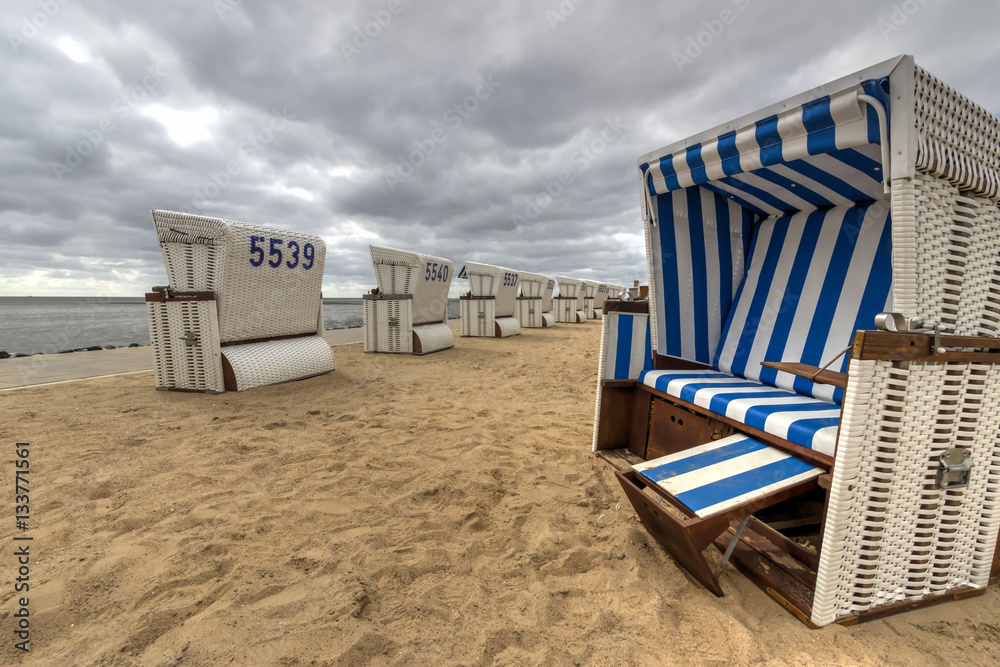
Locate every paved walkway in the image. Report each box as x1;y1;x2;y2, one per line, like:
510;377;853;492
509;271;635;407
0;322;461;391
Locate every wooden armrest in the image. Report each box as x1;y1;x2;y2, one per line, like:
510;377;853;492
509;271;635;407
760;361;847;389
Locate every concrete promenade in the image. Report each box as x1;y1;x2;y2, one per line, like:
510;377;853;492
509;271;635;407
0;321;461;390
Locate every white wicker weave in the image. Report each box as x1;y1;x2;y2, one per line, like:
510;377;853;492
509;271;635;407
152;210;326;343
365;245;454;354
363;297;413;354
813;357;1000;625
148;210;334;392
514;271;551;328
147;298;224;393
460;298;495;337
555;276;587;323
223;336;335;391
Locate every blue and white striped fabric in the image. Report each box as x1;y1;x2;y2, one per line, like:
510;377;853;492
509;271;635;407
653;187;754;365
639;370;841;456
713;201;893;404
632;434;823;518
642;80;890;217
602;312;653;380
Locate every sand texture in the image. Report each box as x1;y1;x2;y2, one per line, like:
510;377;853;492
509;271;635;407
2;324;999;665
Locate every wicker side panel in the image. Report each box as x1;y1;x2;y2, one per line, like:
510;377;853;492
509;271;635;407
515;298;543;328
146;300;224;392
495;316;521;338
541;278;555;313
812;358;1000;626
914;65;1000;202
461;298;495;337
412;322;454;355
909;174;1000;336
592;313;610;452
553;297;581;323
363;298;413;354
222;336;334;391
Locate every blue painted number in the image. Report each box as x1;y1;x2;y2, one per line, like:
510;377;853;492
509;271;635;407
248;236;314;270
286;240;300;268
424;261;449;282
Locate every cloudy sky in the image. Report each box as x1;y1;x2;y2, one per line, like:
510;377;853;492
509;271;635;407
2;0;998;297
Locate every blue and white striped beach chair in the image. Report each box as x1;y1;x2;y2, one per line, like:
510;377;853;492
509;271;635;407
594;55;1000;625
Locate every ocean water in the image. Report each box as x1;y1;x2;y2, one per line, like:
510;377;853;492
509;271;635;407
0;297;462;356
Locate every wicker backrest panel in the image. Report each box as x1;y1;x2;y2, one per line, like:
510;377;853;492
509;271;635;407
517;271;548;298
464;262;502;298
152;210;325;343
369;245;452;325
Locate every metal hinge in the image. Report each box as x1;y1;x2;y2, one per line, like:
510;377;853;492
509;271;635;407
936;447;973;490
179;331;199;347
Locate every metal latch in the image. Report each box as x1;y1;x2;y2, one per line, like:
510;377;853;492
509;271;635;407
936;447;973;489
179;331;199;347
478;312;486;319
528;307;535;314
387;317;399;327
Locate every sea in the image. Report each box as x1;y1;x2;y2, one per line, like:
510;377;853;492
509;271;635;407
0;296;462;357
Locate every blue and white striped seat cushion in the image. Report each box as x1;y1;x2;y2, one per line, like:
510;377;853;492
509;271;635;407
639;369;841;456
632;434;823;519
713;201;892;404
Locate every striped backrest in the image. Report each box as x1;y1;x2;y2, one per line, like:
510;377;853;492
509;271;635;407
602;311;652;380
369;245;453;325
713;201;893;403
653;187;754;365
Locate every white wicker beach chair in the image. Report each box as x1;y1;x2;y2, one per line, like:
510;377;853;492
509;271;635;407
514;272;556;328
554;276;588;323
592;55;1000;626
363;245;454;355
146;210;334;393
460;262;521;338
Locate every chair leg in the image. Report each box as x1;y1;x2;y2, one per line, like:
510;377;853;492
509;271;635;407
616;469;731;596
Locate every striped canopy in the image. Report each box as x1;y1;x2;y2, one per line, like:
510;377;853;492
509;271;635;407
642;80;889;217
641;77;893;382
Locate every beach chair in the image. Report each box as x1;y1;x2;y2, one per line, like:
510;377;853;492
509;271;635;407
460;262;521;337
363;245;454;355
592;55;1000;626
554;276;588;323
581;280;599;320
515;272;556;328
145;210;334;393
592;282;613;318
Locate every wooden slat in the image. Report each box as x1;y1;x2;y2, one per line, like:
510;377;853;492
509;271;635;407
743;517;819;577
760;361;847;389
654;354;714;372
594;385;637;451
595;447;644;471
854;330;1000;362
843;587;986;625
715;528;818;628
604;301;649;314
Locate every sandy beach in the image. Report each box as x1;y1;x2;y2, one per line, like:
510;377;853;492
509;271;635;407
2;322;999;666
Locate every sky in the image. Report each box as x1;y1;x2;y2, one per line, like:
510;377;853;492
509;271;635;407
1;0;999;297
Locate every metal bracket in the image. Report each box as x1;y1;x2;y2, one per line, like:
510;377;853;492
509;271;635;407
716;515;752;576
387;317;400;327
179;331;199;347
936;447;973;490
478;312;486;319
875;312;949;355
